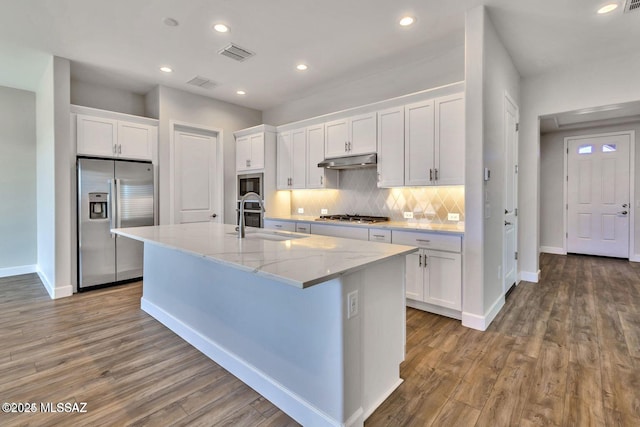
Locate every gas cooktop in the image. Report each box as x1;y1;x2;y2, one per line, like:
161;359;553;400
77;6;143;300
315;214;390;224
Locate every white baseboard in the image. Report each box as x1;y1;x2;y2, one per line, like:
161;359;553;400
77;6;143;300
629;255;640;263
520;270;540;283
37;269;73;299
362;379;403;421
0;264;37;278
461;295;505;331
141;297;351;427
540;246;566;255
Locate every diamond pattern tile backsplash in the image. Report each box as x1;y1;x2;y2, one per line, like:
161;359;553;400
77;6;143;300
288;169;464;223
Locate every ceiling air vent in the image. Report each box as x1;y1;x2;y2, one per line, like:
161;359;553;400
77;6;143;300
624;0;640;13
218;43;255;62
186;76;217;90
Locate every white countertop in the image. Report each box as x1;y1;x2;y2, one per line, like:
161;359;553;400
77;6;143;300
265;215;465;235
113;223;417;289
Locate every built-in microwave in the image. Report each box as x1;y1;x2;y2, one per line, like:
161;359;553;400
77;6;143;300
237;173;264;227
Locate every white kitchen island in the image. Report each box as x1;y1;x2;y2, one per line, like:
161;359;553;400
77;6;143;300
113;222;417;427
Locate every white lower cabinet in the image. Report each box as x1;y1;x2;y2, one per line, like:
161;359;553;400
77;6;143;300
309;223;369;240
393;230;462;317
263;219;296;232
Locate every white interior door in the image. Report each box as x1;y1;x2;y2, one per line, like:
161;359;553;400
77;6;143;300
503;95;518;293
567;134;630;258
173;128;221;224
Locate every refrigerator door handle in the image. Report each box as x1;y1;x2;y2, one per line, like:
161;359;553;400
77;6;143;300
109;179;117;238
115;178;122;229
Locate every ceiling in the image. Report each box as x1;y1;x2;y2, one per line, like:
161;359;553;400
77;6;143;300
540;101;640;134
0;0;639;111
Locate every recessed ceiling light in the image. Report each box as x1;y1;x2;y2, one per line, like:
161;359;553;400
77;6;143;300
236;90;246;95
597;3;618;14
399;16;415;26
163;17;179;27
160;66;173;73
296;64;308;71
213;23;229;33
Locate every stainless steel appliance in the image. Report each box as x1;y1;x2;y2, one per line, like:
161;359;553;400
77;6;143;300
237;173;264;227
77;157;155;291
315;214;389;224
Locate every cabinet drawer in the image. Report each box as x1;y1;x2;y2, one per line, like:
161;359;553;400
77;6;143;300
392;230;461;252
264;220;296;232
369;229;391;243
310;223;369;241
295;222;311;234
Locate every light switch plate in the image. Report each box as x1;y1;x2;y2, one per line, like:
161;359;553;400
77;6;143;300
321;208;328;215
297;208;304;214
403;212;414;219
448;213;460;221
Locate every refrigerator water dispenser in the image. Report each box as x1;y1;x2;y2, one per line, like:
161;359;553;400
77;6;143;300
89;192;108;219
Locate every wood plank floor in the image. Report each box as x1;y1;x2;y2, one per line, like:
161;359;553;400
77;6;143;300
1;253;639;426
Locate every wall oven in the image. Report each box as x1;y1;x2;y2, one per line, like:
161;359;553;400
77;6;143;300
237;173;264;227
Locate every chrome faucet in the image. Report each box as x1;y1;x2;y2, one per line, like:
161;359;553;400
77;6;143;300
238;191;265;238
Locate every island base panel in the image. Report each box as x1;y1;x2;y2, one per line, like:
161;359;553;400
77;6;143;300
139;243;405;427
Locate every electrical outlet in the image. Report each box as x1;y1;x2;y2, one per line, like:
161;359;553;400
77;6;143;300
448;213;460;221
347;290;359;319
403;212;414;219
297;208;304;214
321;208;328;215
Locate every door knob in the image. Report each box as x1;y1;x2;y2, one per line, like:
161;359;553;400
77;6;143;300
211;213;217;218
505;221;512;226
622;203;629;208
618;211;628;215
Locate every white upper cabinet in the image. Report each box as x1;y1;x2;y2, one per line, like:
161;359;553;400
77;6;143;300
77;115;118;158
236;132;265;172
277;129;306;190
325;112;377;158
434;93;465;186
117;121;155;160
377;106;405;188
404;93;464;186
404;100;435;186
76;113;155;161
306;124;337;189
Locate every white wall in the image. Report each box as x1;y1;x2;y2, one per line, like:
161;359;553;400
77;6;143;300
0;86;36;274
463;6;521;330
263;35;464;126
71;79;146;116
540;122;640;254
520;51;640;278
36;56;72;298
155;86;262;224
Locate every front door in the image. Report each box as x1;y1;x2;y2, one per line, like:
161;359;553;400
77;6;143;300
173;128;221;224
567;133;630;258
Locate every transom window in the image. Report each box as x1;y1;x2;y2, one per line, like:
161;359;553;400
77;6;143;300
578;145;593;154
602;144;616;152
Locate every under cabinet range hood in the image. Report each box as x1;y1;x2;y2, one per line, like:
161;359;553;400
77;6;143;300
318;153;377;170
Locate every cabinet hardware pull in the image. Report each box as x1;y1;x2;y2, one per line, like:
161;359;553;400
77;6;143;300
246;159;250;167
345;142;348;152
430;169;433;181
118;144;122;154
275;225;282;228
113;144;117;154
348;141;351;151
373;234;384;238
416;239;431;243
298;227;307;231
320;175;323;185
419;254;422;267
434;168;438;180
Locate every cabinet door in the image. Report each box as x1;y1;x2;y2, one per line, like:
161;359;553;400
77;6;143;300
405;100;435;186
325;118;348;158
307;124;326;188
425;250;462;310
236;136;252;171
435;93;465;185
277;132;292;189
77;114;118;157
118;121;154;160
291;128;306;189
349;112;377;155
249;133;265;170
377;107;404;187
405;251;424;301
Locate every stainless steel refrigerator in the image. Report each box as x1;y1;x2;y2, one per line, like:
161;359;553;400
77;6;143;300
77;157;155;291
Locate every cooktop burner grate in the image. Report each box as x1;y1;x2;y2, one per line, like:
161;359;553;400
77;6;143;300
316;214;389;223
